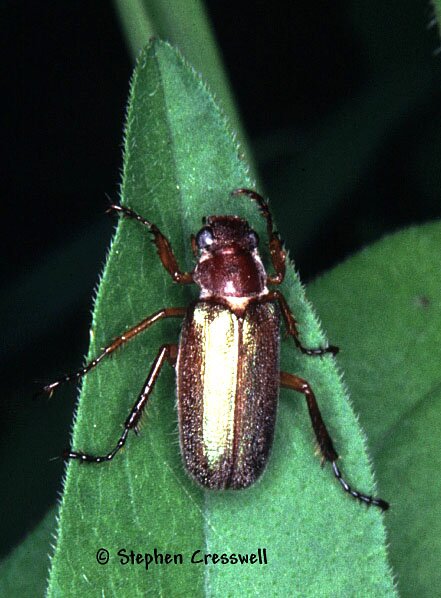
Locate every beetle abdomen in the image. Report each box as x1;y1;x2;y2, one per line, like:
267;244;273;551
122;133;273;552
176;300;280;489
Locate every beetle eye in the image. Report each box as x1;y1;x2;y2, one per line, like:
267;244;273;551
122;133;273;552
247;230;259;249
196;227;214;249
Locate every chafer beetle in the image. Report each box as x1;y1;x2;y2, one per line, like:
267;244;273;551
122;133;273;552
41;189;388;511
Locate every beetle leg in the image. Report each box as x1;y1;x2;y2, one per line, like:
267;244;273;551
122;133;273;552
266;290;339;356
280;371;389;511
231;188;286;284
37;307;186;398
64;344;178;463
280;371;338;462
108;204;193;284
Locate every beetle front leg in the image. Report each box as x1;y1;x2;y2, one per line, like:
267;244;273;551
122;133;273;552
108;204;193;283
267;291;339;356
231;188;286;284
38;307;186;398
64;344;178;463
280;371;389;511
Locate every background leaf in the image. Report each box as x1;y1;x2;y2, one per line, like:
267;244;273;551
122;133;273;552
308;222;441;598
0;509;55;597
44;41;393;596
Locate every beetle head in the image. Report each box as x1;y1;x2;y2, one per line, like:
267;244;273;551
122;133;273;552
195;216;259;253
193;216;267;298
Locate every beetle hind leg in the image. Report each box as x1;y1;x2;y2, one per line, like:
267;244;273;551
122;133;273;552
64;344;178;464
280;371;389;511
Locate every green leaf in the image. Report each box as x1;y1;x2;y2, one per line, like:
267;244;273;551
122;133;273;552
46;40;393;596
0;509;56;597
308;222;441;598
113;0;256;178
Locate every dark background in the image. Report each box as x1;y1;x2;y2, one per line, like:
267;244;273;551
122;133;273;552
1;1;440;558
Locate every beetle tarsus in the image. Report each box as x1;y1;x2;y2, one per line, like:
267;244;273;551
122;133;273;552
295;339;339;357
107;203;153;229
64;428;130;464
327;344;339;355
34;380;63;400
332;461;389;511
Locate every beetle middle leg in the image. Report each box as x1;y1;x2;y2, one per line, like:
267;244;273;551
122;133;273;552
280;371;389;511
38;307;186;398
64;344;178;463
264;291;339;356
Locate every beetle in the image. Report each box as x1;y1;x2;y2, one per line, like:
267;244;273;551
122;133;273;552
41;188;388;510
